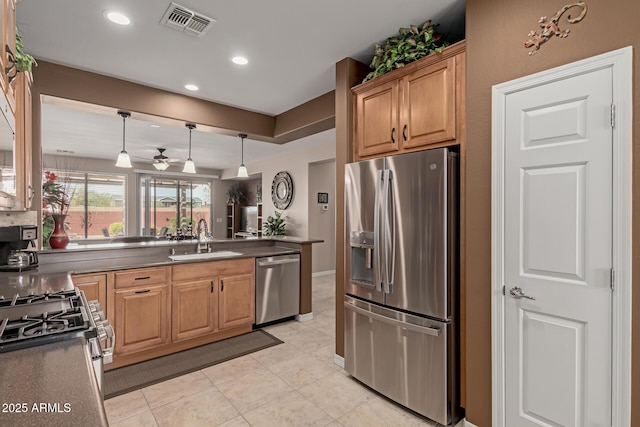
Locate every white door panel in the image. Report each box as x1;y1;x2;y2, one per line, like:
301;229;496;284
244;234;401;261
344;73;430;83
503;67;613;426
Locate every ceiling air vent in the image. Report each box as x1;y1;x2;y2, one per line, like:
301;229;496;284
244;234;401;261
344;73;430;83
160;2;215;38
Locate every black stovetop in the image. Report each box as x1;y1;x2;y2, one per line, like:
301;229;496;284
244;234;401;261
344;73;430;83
0;289;96;353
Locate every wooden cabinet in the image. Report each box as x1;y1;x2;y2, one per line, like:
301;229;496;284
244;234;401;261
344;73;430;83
0;0;16;113
14;71;32;210
219;273;254;330
112;267;170;356
72;272;107;311
171;279;216;341
353;42;464;160
171;257;255;339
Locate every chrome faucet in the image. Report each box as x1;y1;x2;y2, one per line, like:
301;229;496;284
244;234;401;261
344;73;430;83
196;218;210;253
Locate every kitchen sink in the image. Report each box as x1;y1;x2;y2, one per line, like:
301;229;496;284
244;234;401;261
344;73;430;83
169;251;242;261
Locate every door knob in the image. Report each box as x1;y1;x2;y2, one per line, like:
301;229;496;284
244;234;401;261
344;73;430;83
509;286;536;300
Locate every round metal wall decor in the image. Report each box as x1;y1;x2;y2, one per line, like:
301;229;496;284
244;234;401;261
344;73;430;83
271;171;294;210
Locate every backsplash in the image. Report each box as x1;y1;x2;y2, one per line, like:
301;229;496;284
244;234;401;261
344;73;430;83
0;211;37;227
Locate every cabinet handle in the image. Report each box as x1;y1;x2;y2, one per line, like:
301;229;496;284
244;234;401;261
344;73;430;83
221;280;224;292
134;289;151;294
210;281;214;293
5;45;17;84
402;124;407;141
391;127;396;144
134;276;151;281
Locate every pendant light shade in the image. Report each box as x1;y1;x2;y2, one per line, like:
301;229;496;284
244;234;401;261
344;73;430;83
115;111;132;168
237;133;249;178
183;123;197;174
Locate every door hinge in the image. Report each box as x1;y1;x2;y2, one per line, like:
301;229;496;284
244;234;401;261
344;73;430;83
610;103;616;128
610;268;614;291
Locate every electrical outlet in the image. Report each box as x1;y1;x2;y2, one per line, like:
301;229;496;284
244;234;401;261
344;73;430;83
216;218;223;223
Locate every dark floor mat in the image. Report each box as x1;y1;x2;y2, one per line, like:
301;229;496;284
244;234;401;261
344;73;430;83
104;330;282;399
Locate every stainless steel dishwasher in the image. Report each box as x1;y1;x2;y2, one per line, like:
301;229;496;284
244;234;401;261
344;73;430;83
255;254;300;325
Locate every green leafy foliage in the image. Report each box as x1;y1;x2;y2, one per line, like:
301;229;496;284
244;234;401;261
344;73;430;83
15;29;36;73
109;222;123;236
226;183;245;205
363;20;449;83
263;211;286;236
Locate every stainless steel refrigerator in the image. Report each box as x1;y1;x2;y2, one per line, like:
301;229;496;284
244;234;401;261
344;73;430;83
344;147;460;426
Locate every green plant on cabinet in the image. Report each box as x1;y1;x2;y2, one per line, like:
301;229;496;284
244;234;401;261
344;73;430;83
226;183;245;205
363;20;449;83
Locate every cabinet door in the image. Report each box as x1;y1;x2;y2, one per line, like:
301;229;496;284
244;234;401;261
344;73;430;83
354;79;400;158
218;273;254;330
114;284;169;355
72;273;107;312
400;57;456;149
0;0;16;112
14;71;32;211
172;279;216;341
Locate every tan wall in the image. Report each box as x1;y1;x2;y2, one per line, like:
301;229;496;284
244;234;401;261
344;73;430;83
465;1;640;425
309;160;336;273
219;134;335;239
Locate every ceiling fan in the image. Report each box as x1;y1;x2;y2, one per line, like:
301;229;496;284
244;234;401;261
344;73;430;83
150;148;181;171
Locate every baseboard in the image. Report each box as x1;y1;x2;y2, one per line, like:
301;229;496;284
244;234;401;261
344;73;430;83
312;270;335;277
464;420;479;427
333;354;345;368
295;312;314;322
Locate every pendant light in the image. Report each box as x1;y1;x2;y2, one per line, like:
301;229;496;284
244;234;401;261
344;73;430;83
237;133;248;178
115;111;132;168
183;123;196;174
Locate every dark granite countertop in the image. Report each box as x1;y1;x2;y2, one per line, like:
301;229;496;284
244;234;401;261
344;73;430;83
0;238;317;298
0;337;108;427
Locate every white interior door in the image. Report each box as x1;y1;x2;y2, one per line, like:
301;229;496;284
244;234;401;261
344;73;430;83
502;68;613;426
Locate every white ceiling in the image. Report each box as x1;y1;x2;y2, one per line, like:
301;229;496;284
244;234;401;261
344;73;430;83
17;0;465;171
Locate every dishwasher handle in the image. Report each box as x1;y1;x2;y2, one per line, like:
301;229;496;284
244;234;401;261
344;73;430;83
257;257;299;267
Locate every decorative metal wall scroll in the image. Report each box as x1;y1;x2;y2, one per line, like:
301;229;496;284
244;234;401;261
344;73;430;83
271;171;294;210
524;1;588;56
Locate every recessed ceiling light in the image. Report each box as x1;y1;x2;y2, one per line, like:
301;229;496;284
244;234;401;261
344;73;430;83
184;84;199;91
104;11;131;26
232;56;248;65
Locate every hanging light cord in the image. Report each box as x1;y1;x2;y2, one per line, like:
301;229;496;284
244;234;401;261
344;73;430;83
188;126;193;159
118;111;131;151
239;133;247;166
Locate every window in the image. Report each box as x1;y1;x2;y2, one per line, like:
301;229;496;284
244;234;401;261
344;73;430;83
43;171;127;241
138;175;211;237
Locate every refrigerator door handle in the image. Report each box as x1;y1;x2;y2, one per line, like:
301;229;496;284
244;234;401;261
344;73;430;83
344;300;441;337
381;169;390;292
385;169;395;294
373;169;384;292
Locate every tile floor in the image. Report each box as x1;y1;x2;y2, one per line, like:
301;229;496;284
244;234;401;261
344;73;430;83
104;273;447;427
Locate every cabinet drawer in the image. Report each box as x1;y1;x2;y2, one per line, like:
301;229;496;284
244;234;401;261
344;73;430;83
115;267;168;289
172;258;254;282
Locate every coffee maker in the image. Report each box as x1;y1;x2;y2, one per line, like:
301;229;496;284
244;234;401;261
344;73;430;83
0;225;39;270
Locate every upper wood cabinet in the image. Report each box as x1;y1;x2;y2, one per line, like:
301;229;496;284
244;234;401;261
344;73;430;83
14;71;32;210
0;0;16;113
353;41;465;160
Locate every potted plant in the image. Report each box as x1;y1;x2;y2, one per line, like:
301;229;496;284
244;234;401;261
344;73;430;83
263;211;286;236
226;182;244;205
363;20;449;83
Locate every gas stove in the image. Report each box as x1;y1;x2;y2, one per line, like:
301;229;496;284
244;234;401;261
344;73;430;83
0;289;96;352
0;288;114;393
